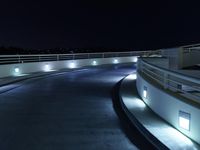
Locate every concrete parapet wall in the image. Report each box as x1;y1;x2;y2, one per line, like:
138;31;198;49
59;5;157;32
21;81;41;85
136;72;200;144
0;56;136;78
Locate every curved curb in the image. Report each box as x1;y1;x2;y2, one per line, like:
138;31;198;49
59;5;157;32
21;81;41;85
111;78;169;150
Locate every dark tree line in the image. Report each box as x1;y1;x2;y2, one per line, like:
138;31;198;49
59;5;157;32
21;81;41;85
0;46;135;55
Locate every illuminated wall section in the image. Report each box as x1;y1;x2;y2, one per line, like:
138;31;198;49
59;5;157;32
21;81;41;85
0;56;138;78
136;72;200;145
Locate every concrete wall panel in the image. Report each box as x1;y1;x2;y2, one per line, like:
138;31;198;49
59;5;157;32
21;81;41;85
136;72;200;144
0;56;137;78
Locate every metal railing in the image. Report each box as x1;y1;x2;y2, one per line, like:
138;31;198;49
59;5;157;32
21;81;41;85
0;50;161;65
138;58;200;104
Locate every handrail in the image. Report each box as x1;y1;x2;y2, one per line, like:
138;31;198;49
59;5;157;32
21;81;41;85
138;58;200;103
0;51;162;64
0;50;160;57
141;59;200;84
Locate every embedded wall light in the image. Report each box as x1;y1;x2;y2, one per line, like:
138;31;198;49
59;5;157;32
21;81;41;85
14;67;19;73
133;57;138;63
179;111;190;131
44;64;51;72
143;86;147;98
69;62;76;68
92;60;97;65
113;59;119;64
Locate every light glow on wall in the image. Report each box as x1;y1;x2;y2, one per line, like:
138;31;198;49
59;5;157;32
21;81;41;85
179;117;189;130
133;57;138;63
44;64;51;72
113;59;119;64
92;60;97;66
13;67;29;76
14;67;19;73
179;111;190;131
69;62;76;68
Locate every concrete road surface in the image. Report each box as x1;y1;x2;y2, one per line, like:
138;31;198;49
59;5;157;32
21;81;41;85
0;64;138;150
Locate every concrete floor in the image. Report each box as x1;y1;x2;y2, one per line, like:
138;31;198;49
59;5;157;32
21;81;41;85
0;64;138;150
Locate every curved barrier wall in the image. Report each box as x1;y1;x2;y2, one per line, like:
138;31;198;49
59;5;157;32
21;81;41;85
0;51;162;78
136;59;200;144
0;56;137;78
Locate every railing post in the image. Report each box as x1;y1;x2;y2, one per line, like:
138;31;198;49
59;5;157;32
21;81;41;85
57;55;59;61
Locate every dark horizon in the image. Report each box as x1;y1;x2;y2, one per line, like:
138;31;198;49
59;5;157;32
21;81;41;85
1;40;200;51
0;1;200;50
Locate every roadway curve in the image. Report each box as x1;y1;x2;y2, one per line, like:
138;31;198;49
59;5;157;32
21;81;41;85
0;64;138;150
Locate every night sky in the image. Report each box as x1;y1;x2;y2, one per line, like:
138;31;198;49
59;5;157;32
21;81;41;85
0;1;200;50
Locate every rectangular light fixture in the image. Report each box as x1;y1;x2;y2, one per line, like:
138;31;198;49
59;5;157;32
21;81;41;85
92;60;97;65
143;86;147;98
44;64;50;72
113;59;119;64
69;62;76;68
14;67;19;73
179;111;190;131
133;57;138;62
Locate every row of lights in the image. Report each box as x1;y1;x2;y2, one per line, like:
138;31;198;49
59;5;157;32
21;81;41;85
14;57;138;75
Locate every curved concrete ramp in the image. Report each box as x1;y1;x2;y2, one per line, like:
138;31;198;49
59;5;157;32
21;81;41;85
0;64;138;150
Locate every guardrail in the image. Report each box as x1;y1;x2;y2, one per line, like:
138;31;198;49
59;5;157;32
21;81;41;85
0;51;161;64
138;58;200;104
